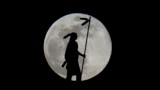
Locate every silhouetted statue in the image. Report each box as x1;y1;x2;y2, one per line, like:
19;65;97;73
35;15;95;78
62;32;85;82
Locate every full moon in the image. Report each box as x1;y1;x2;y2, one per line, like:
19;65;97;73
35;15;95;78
44;13;112;81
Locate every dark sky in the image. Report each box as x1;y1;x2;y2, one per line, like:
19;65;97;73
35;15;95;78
1;1;154;89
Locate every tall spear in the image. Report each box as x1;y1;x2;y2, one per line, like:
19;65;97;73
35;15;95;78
80;16;91;81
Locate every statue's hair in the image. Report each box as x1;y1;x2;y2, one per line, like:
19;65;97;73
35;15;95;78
63;32;77;40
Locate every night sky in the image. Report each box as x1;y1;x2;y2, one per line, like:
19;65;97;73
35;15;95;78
1;1;153;89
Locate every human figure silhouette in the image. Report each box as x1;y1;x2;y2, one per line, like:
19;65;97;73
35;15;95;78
62;32;85;82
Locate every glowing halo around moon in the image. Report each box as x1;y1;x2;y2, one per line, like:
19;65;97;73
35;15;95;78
43;13;112;81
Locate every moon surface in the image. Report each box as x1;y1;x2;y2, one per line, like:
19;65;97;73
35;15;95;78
44;13;112;81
